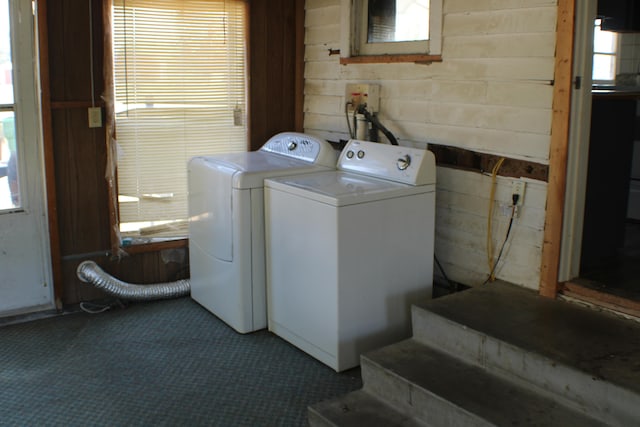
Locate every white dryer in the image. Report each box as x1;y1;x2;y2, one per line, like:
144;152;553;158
188;132;336;333
265;139;436;371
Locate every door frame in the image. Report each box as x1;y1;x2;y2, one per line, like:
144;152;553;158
543;0;640;315
539;0;577;297
37;0;63;309
558;0;596;283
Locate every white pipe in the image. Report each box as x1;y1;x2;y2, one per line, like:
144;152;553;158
76;260;190;301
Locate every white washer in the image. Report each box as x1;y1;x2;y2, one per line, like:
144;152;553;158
265;140;436;371
188;132;336;333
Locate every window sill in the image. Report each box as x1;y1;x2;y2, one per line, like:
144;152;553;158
340;54;442;65
119;237;188;255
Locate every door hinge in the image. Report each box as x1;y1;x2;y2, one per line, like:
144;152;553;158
574;76;582;90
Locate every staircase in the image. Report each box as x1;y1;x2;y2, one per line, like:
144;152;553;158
308;281;640;426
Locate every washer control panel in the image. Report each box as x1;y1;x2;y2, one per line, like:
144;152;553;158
260;132;337;167
338;140;436;185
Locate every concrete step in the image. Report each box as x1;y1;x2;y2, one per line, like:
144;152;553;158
359;338;605;427
411;281;640;426
308;389;428;427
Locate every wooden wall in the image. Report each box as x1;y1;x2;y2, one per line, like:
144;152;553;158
303;0;557;289
249;0;304;149
43;0;301;305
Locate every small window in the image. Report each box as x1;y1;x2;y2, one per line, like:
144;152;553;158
593;18;618;82
0;0;20;211
341;0;442;60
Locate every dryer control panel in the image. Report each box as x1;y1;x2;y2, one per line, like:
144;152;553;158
338;139;436;186
260;132;337;167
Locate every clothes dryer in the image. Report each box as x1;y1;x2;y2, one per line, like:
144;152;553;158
265;139;436;371
188;132;336;333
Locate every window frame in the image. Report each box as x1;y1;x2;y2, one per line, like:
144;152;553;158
104;0;249;252
340;0;442;64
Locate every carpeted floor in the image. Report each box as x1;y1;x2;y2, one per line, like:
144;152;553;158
0;297;362;426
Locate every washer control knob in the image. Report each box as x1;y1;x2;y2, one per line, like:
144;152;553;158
346;150;354;159
397;155;411;171
287;141;297;151
357;150;365;159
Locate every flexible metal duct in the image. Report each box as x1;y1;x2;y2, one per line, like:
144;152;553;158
77;260;190;301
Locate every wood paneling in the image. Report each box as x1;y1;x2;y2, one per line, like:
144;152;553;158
42;0;300;305
37;0;63;309
248;0;303;150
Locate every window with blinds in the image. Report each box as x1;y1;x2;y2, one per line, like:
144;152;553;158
112;0;248;239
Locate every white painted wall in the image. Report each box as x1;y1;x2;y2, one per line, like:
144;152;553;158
303;0;557;290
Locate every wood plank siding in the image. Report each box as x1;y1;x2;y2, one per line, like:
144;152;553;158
303;0;557;289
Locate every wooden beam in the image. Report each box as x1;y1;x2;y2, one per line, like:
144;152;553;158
539;0;576;298
294;0;305;131
102;0;121;257
37;0;64;311
340;54;443;65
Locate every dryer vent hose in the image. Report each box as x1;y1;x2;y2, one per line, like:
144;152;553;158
76;260;190;301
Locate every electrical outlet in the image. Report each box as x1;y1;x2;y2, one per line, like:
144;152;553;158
88;107;102;128
511;180;525;206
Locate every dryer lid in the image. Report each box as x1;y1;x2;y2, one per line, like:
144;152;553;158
191;152;333;189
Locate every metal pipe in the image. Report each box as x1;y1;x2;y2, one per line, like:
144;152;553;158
76;260;190;301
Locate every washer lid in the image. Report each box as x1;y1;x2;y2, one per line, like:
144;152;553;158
265;171;435;207
191;151;333;189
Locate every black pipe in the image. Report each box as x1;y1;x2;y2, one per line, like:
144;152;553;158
357;105;399;145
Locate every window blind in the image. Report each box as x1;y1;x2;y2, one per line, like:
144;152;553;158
112;0;247;237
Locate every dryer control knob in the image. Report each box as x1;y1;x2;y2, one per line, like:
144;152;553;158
287;141;298;151
397;155;411;171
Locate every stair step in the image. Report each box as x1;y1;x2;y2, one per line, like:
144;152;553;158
308;389;427;427
361;338;606;427
411;281;640;426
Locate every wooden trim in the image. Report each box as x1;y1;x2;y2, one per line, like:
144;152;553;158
51;100;105;109
119;238;188;255
37;0;64;310
102;0;121;256
244;0;251;147
294;0;304;131
561;282;640;318
340;54;443;65
539;0;576;299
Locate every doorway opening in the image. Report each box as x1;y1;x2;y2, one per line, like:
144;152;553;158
563;1;640;314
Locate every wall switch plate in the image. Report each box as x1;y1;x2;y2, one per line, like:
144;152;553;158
511;180;525;205
88;107;102;128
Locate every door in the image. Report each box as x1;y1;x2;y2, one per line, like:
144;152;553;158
559;0;597;282
0;0;53;316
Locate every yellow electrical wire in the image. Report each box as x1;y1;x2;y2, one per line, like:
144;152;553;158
486;157;505;282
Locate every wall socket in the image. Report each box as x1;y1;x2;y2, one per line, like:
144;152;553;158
511;180;525;205
88;107;102;128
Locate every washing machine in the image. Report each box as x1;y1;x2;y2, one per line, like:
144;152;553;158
265;139;436;371
188;132;337;333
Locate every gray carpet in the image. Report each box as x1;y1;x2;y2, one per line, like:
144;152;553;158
0;297;362;426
